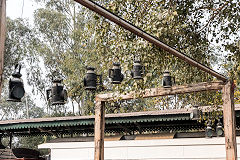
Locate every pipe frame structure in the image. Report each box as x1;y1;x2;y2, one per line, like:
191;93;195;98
71;0;234;159
0;0;235;159
95;81;237;160
0;0;6;98
73;0;227;82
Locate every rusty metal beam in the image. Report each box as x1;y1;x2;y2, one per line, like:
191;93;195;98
73;0;227;82
96;81;225;102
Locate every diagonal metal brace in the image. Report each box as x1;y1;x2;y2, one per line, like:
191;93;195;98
74;0;227;82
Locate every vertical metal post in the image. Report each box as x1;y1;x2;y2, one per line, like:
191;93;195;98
25;94;29;119
0;0;6;97
222;81;237;160
94;101;105;160
73;0;227;82
9;133;12;149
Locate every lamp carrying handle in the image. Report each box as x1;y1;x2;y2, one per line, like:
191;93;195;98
130;70;133;78
172;76;176;85
83;77;86;87
62;89;68;101
142;66;145;75
14;64;18;70
14;64;21;74
108;69;113;78
46;89;51;101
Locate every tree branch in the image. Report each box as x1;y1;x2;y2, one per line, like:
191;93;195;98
198;2;229;33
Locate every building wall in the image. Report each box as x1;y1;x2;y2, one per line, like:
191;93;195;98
39;137;240;160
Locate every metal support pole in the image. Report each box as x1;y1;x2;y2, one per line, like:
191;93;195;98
222;81;237;160
94;101;105;160
9;133;12;149
0;0;6;98
25;94;29;119
73;0;227;82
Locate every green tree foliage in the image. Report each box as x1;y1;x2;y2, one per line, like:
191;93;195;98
10;0;235;116
32;0;231;114
0;17;47;151
1;0;238;150
0;0;237;151
4;18;33;78
15;136;45;150
1;18;45;120
0;94;44;120
3;17;47;100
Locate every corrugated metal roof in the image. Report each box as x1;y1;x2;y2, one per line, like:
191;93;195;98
0;109;191;130
0;104;239;131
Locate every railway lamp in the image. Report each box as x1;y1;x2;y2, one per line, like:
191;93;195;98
205;121;213;138
84;67;102;90
109;62;124;84
131;60;144;79
190;105;200;120
162;70;175;88
46;79;67;105
7;64;25;102
216;120;224;137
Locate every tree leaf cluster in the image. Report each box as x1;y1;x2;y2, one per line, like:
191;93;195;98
5;0;239;115
28;0;239;114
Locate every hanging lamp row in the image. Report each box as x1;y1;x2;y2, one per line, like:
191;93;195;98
206;120;224;138
7;64;68;106
83;60;175;90
7;62;175;106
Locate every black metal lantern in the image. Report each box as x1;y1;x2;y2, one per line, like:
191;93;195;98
109;62;124;84
46;79;67;105
84;67;102;90
216;120;224;137
7;64;25;102
205;121;213;138
131;60;144;79
162;70;175;88
190;105;200;120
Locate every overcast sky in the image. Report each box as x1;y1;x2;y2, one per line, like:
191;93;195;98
6;0;40;23
6;0;75;112
6;0;48;109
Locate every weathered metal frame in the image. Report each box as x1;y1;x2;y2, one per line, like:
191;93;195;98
95;81;237;160
70;0;236;160
0;0;6;98
96;81;225;101
73;0;227;82
1;0;236;159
